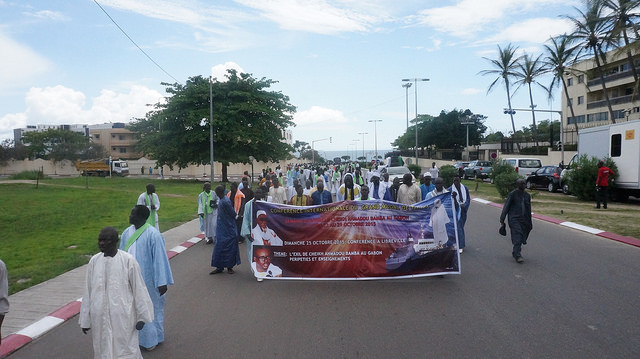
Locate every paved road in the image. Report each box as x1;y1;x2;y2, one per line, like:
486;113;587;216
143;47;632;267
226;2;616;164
8;202;640;358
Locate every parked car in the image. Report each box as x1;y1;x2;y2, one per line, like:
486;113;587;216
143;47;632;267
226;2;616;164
381;166;415;183
453;161;470;177
462;160;492;179
525;165;563;192
501;157;543;177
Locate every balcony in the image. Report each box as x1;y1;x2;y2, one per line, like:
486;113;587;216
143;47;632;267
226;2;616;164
587;69;635;87
586;94;633;110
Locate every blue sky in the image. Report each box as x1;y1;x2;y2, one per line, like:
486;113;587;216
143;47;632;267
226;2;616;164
0;0;579;156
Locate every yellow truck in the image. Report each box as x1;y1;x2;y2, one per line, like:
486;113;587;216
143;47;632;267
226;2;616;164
75;159;129;176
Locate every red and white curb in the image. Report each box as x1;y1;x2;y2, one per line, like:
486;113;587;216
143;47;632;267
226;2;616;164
0;234;205;358
471;198;640;247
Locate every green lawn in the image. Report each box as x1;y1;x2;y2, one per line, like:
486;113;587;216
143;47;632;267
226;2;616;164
0;177;208;294
464;179;640;239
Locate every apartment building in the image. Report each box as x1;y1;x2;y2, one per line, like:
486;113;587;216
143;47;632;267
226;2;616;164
563;48;640;144
88;123;140;159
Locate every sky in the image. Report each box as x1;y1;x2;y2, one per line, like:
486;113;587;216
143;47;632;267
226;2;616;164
0;0;581;159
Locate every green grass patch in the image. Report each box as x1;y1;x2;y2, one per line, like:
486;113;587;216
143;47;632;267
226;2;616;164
0;177;211;294
464;179;640;239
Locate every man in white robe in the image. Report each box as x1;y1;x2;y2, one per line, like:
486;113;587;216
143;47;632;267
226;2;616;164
120;205;174;351
198;182;218;244
429;199;450;248
80;226;154;359
0;258;8;346
251;210;283;246
137;183;160;230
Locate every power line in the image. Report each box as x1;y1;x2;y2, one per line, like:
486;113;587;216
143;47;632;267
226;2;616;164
93;0;179;83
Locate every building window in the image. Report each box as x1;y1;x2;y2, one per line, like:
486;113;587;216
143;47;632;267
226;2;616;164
611;134;622;157
577;96;584;105
112;147;116;151
94;134;100;139
578;75;584;83
119;135;125;140
587;112;608;122
568;98;573;106
567;78;573;86
112;134;116;138
567;115;585;124
119;148;127;153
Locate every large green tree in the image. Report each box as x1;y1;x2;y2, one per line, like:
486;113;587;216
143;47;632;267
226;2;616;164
21;129;107;162
128;70;296;181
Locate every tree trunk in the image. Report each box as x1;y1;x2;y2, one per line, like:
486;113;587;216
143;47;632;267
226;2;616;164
594;48;617;124
527;83;539;148
505;81;522;152
222;163;228;183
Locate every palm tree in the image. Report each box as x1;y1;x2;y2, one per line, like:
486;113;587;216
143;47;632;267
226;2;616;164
602;0;640;100
565;0;617;123
514;53;549;148
479;43;522;151
544;34;583;139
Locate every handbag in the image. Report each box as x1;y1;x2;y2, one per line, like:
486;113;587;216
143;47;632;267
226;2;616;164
499;223;507;236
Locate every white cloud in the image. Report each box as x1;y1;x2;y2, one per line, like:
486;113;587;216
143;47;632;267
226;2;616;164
235;0;379;34
416;0;572;38
0;31;51;94
294;106;350;126
211;62;244;82
0;85;163;141
461;88;483;95
22;10;70;21
478;18;573;45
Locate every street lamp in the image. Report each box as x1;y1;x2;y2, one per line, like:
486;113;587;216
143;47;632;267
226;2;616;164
402;83;412;130
402;78;430;165
209;76;214;181
368;120;382;161
505;107;564;165
311;137;331;164
352;139;359;161
357;132;368;161
460;115;475;161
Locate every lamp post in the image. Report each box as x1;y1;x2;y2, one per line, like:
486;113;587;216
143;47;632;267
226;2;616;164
352;139;359;161
460;115;475;161
402;78;430;165
368;119;382;161
505;107;564;165
311;137;331;164
357;132;367;161
402;83;412;130
209;76;214;181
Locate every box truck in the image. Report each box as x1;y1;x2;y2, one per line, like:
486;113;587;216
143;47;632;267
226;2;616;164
76;159;129;176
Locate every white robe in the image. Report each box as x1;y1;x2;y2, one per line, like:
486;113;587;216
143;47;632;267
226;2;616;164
251;225;283;246
137;192;160;230
79;250;154;359
429;203;450;247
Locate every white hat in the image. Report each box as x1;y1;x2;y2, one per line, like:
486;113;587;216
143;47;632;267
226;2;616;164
424;172;432;178
256;210;267;217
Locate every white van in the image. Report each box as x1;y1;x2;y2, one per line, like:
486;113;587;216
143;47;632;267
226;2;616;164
501;158;543;177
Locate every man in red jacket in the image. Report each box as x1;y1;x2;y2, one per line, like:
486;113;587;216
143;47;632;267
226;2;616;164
596;160;615;209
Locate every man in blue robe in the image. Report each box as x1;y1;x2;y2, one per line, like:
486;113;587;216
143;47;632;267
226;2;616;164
210;185;241;274
120;205;174;351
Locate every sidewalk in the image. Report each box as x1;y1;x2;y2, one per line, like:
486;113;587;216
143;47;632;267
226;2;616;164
0;219;204;358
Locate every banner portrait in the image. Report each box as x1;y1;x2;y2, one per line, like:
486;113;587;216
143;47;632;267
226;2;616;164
249;193;460;280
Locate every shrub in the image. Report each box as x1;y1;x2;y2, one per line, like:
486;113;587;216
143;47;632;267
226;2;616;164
439;165;458;187
9;170;49;180
490;161;520;199
407;164;421;180
566;155;618;201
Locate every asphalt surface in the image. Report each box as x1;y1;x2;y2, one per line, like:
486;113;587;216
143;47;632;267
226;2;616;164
6;201;640;359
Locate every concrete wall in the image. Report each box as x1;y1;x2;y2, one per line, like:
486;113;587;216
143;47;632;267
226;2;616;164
0;158;289;182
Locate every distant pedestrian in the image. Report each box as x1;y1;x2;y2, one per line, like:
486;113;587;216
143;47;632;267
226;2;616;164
80;227;154;358
120;205;174;351
198;182;218;244
149;167;153;175
0;259;8;347
210;185;241;274
428;162;439;179
137;183;160;230
141;166;145;175
500;178;532;264
595;160;615;209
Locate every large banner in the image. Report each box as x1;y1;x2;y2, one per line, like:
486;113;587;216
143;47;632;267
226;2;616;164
249;193;460;280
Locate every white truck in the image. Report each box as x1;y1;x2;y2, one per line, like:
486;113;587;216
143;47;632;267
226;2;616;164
565;120;640;200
